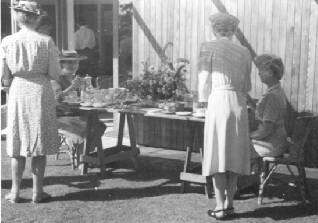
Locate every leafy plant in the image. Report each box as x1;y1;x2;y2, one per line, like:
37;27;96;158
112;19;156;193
124;59;190;101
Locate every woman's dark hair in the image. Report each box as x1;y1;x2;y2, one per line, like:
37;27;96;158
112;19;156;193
269;58;284;80
255;54;285;80
38;15;53;27
77;17;87;26
14;10;39;26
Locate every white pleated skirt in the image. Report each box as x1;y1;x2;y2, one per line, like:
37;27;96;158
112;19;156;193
202;89;251;176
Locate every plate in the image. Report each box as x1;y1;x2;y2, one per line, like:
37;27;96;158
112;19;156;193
192;113;205;118
80;102;93;107
161;110;175;114
63;100;81;105
92;103;109;108
175;111;192;116
145;108;162;114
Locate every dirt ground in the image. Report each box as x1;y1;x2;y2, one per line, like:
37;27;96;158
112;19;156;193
1;139;318;223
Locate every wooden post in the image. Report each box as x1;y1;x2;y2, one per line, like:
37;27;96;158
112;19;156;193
10;0;18;34
113;0;120;134
66;0;75;50
113;0;119;87
55;0;62;50
97;3;102;73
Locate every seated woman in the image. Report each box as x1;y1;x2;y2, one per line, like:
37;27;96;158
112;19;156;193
51;51;106;167
250;54;288;157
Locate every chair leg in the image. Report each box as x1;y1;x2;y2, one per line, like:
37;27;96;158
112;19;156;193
296;163;311;202
205;176;213;199
75;145;81;168
258;161;269;205
70;147;76;170
56;135;63;160
258;162;278;205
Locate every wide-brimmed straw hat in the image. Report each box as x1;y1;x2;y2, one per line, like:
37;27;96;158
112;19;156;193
59;51;87;61
11;1;46;16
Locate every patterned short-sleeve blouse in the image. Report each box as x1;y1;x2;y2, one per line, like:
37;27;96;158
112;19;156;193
255;83;288;149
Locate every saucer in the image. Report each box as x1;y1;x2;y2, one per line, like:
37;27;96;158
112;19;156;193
175;111;192;116
65;101;80;105
80;102;93;107
92;103;108;108
192;113;205;118
161;110;175;114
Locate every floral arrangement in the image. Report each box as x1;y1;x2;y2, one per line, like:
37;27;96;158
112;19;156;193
123;58;190;101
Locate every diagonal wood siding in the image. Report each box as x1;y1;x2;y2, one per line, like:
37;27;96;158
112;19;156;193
132;0;318;112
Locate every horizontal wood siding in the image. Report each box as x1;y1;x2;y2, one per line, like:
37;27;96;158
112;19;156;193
132;0;318;112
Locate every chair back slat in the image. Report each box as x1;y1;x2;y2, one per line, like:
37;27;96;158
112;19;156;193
289;116;316;162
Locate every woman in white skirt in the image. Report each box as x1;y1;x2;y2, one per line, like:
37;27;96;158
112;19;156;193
1;1;60;203
198;13;252;219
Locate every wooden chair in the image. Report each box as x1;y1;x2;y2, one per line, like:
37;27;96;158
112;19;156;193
257;115;317;205
56;130;81;170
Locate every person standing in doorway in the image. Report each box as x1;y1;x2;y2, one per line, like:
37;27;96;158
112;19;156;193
198;13;252;220
1;1;61;203
74;17;98;77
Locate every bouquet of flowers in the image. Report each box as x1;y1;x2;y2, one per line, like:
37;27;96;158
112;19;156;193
123;58;190;101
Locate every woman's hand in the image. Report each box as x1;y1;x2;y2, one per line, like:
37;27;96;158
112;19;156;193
55;91;64;102
246;94;257;110
197;102;208;108
70;76;81;89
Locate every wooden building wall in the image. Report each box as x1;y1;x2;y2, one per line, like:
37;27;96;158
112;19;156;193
132;0;318;112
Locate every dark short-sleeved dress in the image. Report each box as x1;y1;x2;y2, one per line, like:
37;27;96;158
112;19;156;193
252;83;288;157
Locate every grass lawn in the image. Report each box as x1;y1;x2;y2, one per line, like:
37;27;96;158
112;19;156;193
1;138;318;223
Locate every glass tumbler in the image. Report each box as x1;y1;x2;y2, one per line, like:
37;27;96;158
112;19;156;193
93;89;104;104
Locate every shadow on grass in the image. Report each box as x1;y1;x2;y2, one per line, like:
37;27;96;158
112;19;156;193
1;155;185;190
1;173;102;190
256;173;318;203
2;154;318;206
47;179;206;202
232;202;318;221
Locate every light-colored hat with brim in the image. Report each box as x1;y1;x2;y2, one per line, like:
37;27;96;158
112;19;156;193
11;1;46;16
59;51;87;61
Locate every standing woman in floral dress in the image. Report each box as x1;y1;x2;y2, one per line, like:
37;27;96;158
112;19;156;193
198;13;252;219
1;1;61;203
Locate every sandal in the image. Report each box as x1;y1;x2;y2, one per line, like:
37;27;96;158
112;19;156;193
224;207;235;216
207;209;226;220
5;193;20;203
32;192;52;204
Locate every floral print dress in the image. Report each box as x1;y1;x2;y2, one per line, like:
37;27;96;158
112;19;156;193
1;28;60;157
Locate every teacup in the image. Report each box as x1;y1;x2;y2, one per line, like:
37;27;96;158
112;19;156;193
163;103;176;112
196;108;206;116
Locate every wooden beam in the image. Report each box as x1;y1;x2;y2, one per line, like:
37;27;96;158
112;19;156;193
113;0;119;88
66;0;75;50
211;0;257;60
180;172;207;184
10;0;18;33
